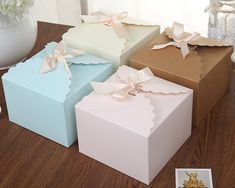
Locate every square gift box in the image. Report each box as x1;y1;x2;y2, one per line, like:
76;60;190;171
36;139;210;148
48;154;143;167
75;65;193;185
2;42;113;147
62;11;160;68
129;22;233;127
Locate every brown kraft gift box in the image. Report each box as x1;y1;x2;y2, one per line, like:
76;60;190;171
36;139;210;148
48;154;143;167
129;32;233;128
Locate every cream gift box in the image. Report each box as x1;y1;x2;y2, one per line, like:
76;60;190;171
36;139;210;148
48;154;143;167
62;11;160;68
2;42;113;147
75;65;193;185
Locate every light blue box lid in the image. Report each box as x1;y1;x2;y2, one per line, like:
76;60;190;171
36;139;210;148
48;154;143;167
3;42;112;102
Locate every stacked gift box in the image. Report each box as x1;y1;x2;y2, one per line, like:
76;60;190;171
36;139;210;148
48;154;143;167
1;11;233;185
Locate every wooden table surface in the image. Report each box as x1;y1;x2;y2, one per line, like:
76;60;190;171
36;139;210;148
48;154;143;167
0;22;235;188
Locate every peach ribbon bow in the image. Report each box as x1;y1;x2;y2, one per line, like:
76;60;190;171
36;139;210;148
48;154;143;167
91;67;155;100
40;42;85;79
81;11;128;39
152;22;200;59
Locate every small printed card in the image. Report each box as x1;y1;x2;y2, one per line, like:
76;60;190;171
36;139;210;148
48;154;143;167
175;168;213;188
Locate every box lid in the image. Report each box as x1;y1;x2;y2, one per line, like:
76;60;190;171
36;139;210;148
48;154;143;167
2;42;112;102
62;21;160;58
130;33;233;83
76;65;192;137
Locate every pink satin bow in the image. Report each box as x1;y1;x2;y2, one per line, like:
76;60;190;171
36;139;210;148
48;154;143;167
152;22;200;59
91;67;155;100
91;65;190;101
40;42;85;79
81;11;128;39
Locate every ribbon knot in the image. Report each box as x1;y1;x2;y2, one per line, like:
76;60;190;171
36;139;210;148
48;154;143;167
82;11;128;39
152;22;200;58
103;15;120;26
91;67;155;100
91;65;190;101
126;73;145;95
40;42;85;79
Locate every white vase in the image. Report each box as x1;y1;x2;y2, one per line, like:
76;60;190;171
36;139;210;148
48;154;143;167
0;13;37;70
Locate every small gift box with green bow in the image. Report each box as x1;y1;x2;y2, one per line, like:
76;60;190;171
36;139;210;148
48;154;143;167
2;42;113;147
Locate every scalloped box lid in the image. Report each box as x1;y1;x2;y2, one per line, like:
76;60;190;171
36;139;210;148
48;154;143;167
130;33;233;82
62;21;160;67
1;45;113;147
2;47;113;103
76;66;193;137
129;33;233;126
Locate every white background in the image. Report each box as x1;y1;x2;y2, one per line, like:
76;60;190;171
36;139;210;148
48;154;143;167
31;0;82;25
31;0;210;36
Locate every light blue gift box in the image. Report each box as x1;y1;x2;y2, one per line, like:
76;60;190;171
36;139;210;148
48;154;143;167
2;42;114;147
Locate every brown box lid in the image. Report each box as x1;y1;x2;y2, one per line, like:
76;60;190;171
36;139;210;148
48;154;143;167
130;33;233;127
130;33;232;84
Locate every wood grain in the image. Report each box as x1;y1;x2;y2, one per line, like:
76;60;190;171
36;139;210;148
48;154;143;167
0;22;235;188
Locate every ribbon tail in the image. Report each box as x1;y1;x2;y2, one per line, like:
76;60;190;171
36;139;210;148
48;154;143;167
151;41;178;50
63;61;72;79
179;41;189;59
81;15;105;24
116;11;128;20
184;32;200;42
112;87;131;100
65;49;86;59
91;82;131;100
40;57;56;74
110;21;128;39
91;82;128;93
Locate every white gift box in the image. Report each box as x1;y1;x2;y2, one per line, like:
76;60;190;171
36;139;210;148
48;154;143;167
75;65;193;185
62;16;160;68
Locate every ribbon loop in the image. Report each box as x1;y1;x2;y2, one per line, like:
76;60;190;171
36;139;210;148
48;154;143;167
40;42;85;79
152;22;200;59
173;22;184;40
91;67;155;100
82;11;128;39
